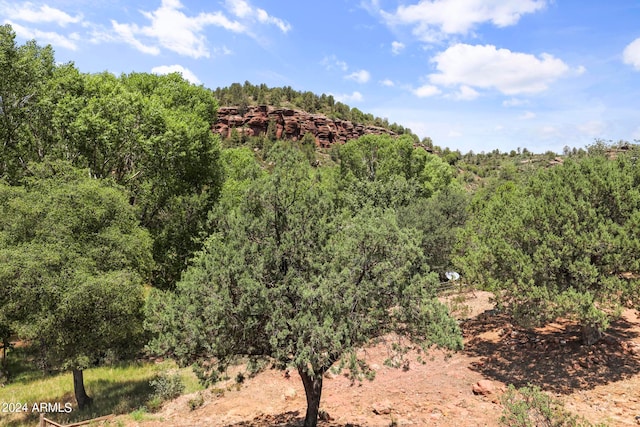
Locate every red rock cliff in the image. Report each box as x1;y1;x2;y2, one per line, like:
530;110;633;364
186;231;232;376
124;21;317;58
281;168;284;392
213;105;396;148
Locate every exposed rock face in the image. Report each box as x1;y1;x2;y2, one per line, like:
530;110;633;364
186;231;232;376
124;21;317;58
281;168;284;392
213;105;396;148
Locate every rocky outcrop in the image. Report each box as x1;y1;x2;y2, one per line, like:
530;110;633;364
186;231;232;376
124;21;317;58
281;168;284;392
213;105;396;148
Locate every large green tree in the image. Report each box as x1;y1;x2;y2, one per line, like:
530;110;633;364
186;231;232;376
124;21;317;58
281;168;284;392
335;134;458;208
0;161;153;408
0;24;55;182
455;153;640;344
47;70;222;288
146;144;462;427
0;26;222;288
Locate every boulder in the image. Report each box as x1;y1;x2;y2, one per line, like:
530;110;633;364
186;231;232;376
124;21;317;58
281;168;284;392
472;380;495;395
372;399;393;415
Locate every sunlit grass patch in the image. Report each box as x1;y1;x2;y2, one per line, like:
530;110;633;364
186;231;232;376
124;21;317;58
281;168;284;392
0;347;202;427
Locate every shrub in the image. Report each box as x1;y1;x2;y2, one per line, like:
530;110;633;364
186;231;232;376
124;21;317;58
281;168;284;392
500;384;604;427
187;392;205;411
149;371;185;402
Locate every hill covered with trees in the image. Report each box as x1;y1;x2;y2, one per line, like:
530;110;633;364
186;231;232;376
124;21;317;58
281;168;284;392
212;81;416;137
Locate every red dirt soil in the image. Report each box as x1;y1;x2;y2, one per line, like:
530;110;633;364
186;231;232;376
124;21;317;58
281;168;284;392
122;291;640;426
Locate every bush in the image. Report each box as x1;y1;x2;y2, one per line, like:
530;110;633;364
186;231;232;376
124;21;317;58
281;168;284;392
500;384;603;427
188;392;205;411
149;371;185;402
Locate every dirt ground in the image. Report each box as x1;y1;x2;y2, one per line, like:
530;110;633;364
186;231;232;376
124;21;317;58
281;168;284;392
122;291;640;426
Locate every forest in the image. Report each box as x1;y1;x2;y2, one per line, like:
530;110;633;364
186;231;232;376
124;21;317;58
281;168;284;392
2;24;640;427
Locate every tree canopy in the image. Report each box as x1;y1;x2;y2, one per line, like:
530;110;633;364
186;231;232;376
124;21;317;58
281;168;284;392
146;143;462;427
0;24;55;182
455;153;640;343
0;161;153;407
0;24;223;289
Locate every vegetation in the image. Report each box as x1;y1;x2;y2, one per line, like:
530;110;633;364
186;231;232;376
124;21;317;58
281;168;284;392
0;351;201;426
500;384;605;427
146;142;463;427
0;161;153;408
212;80;415;136
455;152;640;344
3;22;640;426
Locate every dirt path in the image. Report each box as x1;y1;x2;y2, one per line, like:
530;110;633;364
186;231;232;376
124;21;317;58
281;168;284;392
122;291;640;426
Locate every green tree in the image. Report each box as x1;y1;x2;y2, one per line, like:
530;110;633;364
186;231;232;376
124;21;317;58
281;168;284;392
299;132;316;164
455;154;640;344
398;187;469;279
47;71;222;288
336;134;458;208
0;24;55;182
0;161;153;408
146;144;462;427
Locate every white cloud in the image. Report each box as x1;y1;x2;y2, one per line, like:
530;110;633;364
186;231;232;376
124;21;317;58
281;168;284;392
380;79;395;87
109;0;288;58
321;55;348;72
413;84;441;97
226;0;252;18
381;0;547;42
539;125;558;137
110;0;247;58
226;0;291;33
448;129;462;137
623;37;640;70
110;20;160;55
151;64;201;84
255;8;291;33
7;21;78;50
391;41;405;55
452;85;479;100
518;111;536;120
345;69;371;83
0;2;83;27
213;45;232;56
429;43;570;95
333;91;363;103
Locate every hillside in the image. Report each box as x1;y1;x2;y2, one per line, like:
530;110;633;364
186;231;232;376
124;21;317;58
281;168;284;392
212;81;415;139
213;105;398;148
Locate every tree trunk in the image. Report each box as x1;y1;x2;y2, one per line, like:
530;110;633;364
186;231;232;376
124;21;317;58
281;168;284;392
298;367;323;427
1;339;6;370
72;369;93;410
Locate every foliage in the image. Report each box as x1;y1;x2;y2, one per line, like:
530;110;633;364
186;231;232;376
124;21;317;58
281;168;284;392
335;134;459;209
455;153;640;343
47;70;222;288
149;371;185;402
0;160;153;405
0;24;55;183
187;392;205;411
0;354;200;426
397;187;469;279
146;143;462;427
0;24;223;289
500;384;604;427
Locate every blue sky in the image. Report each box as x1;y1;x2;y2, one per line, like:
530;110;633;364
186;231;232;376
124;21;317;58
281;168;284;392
2;0;640;154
